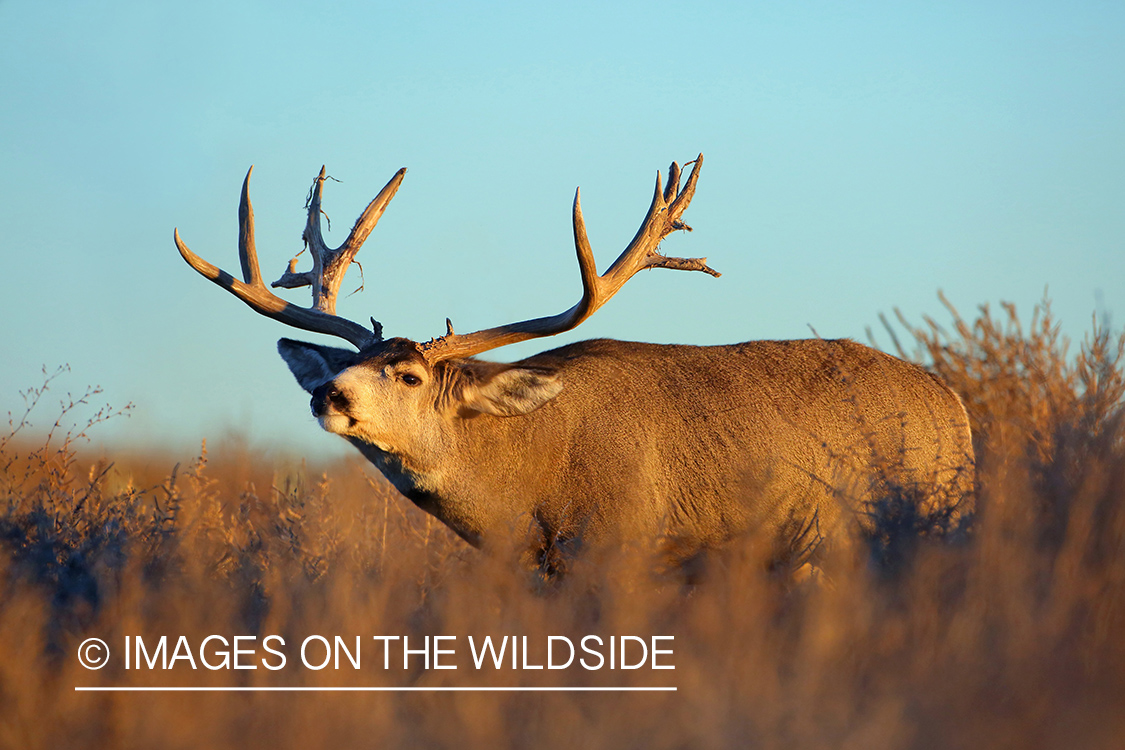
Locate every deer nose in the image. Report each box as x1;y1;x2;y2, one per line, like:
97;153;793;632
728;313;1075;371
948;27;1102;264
311;382;349;417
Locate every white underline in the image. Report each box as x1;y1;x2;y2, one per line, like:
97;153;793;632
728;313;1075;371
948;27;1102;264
75;686;676;692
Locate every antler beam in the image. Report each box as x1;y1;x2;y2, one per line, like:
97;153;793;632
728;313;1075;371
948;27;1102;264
174;166;404;349
418;155;718;363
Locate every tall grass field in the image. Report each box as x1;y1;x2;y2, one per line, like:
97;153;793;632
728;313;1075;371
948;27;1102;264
2;297;1123;749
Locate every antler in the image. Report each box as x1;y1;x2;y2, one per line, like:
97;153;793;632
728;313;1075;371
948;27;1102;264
174;166;405;349
418;155;718;363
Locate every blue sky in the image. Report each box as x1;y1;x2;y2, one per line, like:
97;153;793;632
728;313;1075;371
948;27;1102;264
1;1;1123;457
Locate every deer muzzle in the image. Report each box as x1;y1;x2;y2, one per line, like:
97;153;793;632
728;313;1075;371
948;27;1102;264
311;382;350;418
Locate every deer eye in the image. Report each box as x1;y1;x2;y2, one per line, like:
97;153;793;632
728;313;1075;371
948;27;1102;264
400;373;423;387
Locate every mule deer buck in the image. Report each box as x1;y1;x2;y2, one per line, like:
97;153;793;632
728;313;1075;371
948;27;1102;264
175;155;974;572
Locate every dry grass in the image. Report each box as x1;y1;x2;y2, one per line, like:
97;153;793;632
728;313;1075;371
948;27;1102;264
2;297;1124;749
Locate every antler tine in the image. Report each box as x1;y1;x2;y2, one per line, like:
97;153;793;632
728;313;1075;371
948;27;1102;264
418;155;719;363
602;154;716;284
175;166;393;350
238;167;262;286
570;186;603;318
663;161;680;204
271;167;407;317
269;167;327;300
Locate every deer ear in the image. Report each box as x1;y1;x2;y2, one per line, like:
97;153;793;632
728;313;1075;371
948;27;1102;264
460;366;563;417
277;339;356;393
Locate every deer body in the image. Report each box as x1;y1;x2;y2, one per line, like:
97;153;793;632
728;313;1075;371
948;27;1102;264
176;155;974;569
280;335;974;566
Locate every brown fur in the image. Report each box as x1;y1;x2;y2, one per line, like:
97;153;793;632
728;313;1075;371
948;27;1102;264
281;336;975;568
